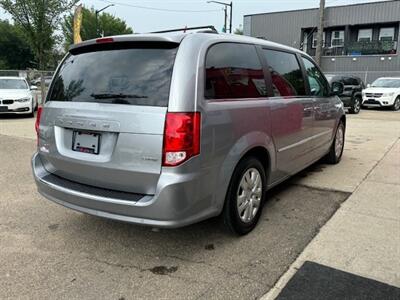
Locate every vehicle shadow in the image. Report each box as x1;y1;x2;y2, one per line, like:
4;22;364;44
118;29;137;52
27;157;347;298
0;113;35;119
362;107;399;112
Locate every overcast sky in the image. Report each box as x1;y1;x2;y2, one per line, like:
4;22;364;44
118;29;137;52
0;0;392;33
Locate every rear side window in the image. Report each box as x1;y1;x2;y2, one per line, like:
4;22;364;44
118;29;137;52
205;43;267;99
48;43;178;106
262;49;306;97
343;77;358;86
350;78;360;86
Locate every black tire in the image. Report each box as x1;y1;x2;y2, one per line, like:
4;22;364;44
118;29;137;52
223;156;267;235
349;96;361;114
392;97;400;111
325;121;345;164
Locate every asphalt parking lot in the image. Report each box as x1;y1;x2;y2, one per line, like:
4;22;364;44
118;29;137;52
1;109;399;299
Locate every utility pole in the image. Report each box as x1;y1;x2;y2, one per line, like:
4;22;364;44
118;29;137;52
315;0;325;66
95;4;115;37
229;1;233;34
207;1;232;33
223;6;227;32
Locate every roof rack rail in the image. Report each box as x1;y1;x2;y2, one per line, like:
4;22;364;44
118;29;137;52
151;25;218;34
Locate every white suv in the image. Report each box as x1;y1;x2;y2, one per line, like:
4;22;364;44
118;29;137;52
362;77;400;111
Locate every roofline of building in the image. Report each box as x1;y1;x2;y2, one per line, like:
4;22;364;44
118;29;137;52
244;0;399;18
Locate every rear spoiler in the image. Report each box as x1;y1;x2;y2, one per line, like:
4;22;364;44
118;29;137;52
68;34;182;54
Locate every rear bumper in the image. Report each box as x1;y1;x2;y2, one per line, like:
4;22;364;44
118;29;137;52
32;153;217;228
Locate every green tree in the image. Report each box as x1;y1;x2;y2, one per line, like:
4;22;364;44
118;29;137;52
0;19;34;69
62;6;133;50
0;0;78;70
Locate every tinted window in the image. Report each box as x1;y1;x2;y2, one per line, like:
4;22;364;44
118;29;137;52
205;43;267;99
342;77;352;85
351;78;360;86
262;50;306;97
343;77;358;86
302;57;330;96
48;44;178;106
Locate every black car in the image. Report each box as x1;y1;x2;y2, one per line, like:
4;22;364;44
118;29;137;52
326;74;364;114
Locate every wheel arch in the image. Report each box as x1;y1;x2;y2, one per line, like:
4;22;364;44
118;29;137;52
239;146;271;179
340;114;346;128
214;132;276;214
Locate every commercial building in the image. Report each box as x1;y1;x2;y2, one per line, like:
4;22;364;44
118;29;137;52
243;0;400;83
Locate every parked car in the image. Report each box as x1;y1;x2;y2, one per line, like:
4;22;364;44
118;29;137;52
32;31;346;235
0;76;37;117
362;77;400;111
325;74;364;114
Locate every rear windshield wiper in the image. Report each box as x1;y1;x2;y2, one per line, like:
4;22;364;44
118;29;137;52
90;93;148;99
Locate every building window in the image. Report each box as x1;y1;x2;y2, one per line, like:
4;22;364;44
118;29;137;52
331;30;344;47
358;29;373;42
379;27;395;41
312;31;325;48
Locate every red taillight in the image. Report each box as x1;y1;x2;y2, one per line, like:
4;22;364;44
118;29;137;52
96;37;114;44
35;106;42;143
162;112;201;167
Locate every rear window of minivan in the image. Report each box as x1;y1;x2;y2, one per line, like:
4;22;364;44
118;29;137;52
47;42;178;107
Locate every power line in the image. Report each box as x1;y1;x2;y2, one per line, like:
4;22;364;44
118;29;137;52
97;0;223;13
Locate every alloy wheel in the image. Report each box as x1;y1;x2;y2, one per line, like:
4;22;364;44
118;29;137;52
335;125;344;159
236;168;262;223
354;98;361;113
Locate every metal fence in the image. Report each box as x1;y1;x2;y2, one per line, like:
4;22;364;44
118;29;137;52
324;71;400;84
0;69;55;105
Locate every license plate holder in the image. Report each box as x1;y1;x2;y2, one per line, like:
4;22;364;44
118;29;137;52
0;106;8;112
72;131;100;154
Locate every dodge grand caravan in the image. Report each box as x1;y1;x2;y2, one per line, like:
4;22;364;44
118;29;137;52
32;30;346;235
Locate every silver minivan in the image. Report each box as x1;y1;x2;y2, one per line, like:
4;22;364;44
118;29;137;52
32;29;346;235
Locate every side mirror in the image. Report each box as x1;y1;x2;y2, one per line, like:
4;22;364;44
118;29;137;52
30;86;38;91
367;83;371;88
330;81;344;96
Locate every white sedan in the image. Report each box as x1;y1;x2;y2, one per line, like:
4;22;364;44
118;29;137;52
362;77;400;111
0;77;37;117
